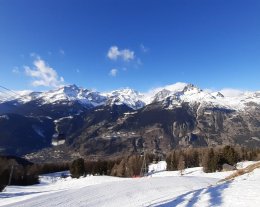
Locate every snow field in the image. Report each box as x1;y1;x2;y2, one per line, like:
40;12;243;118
1;176;217;207
0;161;259;207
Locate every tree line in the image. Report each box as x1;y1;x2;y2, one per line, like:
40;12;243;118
70;146;260;178
70;155;152;178
0;156;69;192
166;146;260;173
1;146;259;191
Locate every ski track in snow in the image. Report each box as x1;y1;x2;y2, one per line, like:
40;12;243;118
0;162;260;207
1;176;217;207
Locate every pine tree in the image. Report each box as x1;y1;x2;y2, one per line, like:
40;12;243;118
70;158;85;178
222;146;238;165
203;148;217;173
0;169;9;192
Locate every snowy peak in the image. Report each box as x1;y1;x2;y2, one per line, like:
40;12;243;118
105;88;146;110
152;89;172;103
147;83;260;111
0;85;146;110
211;92;225;98
162;82;189;92
1;83;260;111
40;84;82;102
183;83;201;93
150;83;202;103
59;84;81;98
0;90;33;103
38;84;107;106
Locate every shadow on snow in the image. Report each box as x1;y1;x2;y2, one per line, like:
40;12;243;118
151;181;231;207
0;191;45;199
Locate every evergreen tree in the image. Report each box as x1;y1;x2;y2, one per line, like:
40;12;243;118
222;146;238;165
0;169;9;192
166;152;178;171
203;148;218;173
70;158;85;178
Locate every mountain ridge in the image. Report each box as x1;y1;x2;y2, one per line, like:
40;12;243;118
1;82;260;159
1;82;260;111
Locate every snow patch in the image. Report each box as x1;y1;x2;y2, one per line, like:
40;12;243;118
54;116;73;123
0;115;9;120
148;161;167;173
32;125;45;138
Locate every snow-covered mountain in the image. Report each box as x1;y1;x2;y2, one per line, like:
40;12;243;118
0;90;33;103
1;82;260;111
104;88;146;110
145;83;260;111
0;85;145;110
37;84;107;107
1;82;260;157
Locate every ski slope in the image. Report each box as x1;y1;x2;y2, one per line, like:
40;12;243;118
0;162;259;207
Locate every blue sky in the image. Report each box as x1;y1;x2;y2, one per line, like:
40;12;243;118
0;0;260;92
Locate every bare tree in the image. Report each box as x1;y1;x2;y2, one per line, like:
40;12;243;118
178;154;185;176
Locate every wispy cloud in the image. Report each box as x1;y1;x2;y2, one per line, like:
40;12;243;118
109;68;118;77
12;67;20;74
30;52;38;58
140;44;149;53
24;57;64;88
137;58;143;66
219;88;244;97
59;49;65;55
107;46;134;61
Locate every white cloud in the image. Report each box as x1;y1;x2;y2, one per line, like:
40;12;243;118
107;46;120;60
12;67;20;74
107;46;134;61
24;58;64;88
140;44;149;53
219;88;244;97
204;87;247;97
109;68;118;77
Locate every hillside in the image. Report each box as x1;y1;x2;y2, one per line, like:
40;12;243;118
0;83;260;158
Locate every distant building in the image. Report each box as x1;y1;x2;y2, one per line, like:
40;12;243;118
52;133;66;146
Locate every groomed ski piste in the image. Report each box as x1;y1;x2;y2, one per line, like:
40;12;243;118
0;161;259;207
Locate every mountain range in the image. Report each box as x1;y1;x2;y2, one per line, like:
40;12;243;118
0;82;260;161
